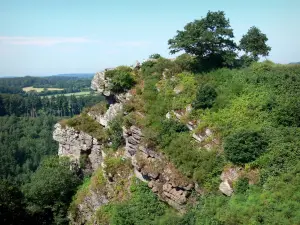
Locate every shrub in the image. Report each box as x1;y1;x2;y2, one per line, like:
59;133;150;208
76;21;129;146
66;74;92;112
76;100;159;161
108;116;125;150
235;177;249;194
224;130;268;164
192;84;217;109
110;71;135;93
105;67;135;93
174;53;197;72
65;113;107;141
89;102;108;115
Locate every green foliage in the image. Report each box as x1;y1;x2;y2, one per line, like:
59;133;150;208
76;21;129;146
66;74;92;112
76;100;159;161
23;156;80;224
168;11;237;69
240;26;271;60
192;84;217;109
149;53;162;59
0;180;29;224
108;116;125;150
224;130;268;164
111;71;135;93
88;101;108;115
0;115;58;184
158;119;189;147
235;177;249;194
104;157;131;178
105;67;135;93
163;133;224;189
64;113;107;141
174;53;197;72
99;179;167;225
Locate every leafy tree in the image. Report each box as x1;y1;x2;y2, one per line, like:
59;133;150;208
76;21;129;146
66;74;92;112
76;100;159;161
240;26;271;60
23;156;80;224
168;11;237;70
149;53;161;59
192;84;217;109
224;130;268;164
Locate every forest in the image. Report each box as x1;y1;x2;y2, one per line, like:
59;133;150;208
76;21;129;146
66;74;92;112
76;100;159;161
1;10;300;225
0;75;91;94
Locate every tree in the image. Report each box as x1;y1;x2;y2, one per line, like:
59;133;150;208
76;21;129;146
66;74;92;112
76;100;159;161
23;156;80;224
239;26;271;60
224;130;268;164
168;11;237;70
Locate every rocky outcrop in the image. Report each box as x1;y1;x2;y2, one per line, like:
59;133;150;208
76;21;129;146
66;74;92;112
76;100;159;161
53;123;103;171
91;71;112;96
88;103;123;127
123;126;195;211
219;167;241;196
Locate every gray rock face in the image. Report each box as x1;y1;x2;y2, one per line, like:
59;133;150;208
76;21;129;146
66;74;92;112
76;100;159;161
91;71;112;96
88;103;123;127
123;126;195;211
219;167;241;196
71;190;109;225
53;123;103;171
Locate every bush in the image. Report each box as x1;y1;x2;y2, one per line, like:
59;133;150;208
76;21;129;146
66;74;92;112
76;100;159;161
224;130;268;164
108;116;125;150
111;71;135;93
192;84;217;109
235;177;249;194
65;113;107;141
105;67;135;93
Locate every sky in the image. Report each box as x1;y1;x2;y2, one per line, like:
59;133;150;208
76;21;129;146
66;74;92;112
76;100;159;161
0;0;299;76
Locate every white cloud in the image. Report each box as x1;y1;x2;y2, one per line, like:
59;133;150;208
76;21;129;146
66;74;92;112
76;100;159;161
0;36;91;46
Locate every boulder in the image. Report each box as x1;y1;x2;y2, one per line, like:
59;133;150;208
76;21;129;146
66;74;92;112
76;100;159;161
219;167;241;196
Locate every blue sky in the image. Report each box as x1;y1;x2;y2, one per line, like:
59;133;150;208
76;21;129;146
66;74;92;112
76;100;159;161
0;0;299;76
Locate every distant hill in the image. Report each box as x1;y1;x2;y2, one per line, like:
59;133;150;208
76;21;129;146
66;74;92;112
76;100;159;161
289;62;300;65
53;73;95;78
0;73;95;79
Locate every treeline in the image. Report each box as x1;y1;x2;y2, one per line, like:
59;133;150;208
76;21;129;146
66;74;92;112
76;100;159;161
0;93;105;117
0;76;92;94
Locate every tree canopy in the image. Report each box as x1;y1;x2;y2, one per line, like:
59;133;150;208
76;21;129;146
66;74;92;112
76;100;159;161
168;11;237;69
168;11;271;70
240;26;271;60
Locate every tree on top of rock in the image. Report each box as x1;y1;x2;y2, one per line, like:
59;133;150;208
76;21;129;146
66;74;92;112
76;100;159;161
168;11;238;70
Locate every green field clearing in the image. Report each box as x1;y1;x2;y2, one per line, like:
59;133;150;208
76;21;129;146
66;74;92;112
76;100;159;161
45;91;92;97
23;86;64;92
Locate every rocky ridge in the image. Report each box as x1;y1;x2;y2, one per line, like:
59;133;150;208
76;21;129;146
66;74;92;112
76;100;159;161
53;68;234;223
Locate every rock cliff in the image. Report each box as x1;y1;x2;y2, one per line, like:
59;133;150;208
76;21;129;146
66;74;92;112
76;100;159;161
123;126;195;211
53;123;103;172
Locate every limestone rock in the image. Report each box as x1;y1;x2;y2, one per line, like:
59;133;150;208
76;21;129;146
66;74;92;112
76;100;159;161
53;123;103;171
123;125;195;211
219;167;241;196
88;103;123;127
91;71;112;96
